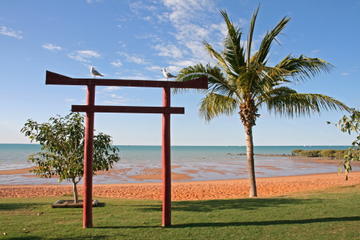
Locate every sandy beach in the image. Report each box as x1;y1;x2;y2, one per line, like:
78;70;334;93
1;171;360;200
1;154;359;201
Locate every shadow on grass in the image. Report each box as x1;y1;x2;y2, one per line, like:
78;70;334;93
0;202;46;211
135;198;323;213
49;236;109;240
95;216;360;229
95;225;159;229
171;216;360;228
5;237;42;240
5;236;109;240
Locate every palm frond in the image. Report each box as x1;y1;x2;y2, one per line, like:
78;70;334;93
200;93;237;121
235;64;285;100
219;10;246;74
253;16;290;64
276;55;332;81
174;64;234;95
246;6;259;66
264;88;350;117
203;41;237;77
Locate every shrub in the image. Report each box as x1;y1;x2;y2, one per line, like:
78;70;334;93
335;150;346;160
302;150;321;157
291;149;304;156
320;149;336;158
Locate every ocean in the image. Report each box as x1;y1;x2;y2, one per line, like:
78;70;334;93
0;144;353;185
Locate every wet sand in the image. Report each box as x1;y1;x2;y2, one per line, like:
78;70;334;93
1;172;360;200
0;167;34;175
0;167;194;181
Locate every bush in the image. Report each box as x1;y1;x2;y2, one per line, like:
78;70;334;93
335;150;346;160
291;149;303;156
292;149;346;159
303;150;321;157
320;150;336;158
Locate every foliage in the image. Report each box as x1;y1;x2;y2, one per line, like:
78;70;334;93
2;185;360;239
21;113;120;202
291;149;304;155
320;149;337;158
334;110;360;180
291;149;345;159
176;8;349;196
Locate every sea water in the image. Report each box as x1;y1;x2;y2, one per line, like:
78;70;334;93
0;144;353;185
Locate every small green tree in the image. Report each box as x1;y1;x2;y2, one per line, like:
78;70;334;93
334;110;360;180
21;113;120;203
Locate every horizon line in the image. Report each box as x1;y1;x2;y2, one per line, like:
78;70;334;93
0;143;351;147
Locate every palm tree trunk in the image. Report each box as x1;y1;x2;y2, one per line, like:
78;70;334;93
72;180;79;203
244;124;257;197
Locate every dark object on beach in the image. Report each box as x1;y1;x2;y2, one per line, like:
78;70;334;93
52;199;104;208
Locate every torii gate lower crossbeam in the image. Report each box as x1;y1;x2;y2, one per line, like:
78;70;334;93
45;71;208;228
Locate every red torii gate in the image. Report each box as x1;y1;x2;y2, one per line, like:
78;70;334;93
45;71;208;228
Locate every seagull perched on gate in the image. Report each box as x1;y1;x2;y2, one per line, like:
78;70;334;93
161;68;176;80
90;66;104;78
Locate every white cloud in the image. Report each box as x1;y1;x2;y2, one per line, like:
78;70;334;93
124;0;225;68
175;23;210;41
156;0;253;70
102;93;127;105
68;50;101;62
128;56;146;64
153;43;184;58
0;25;23;39
166;65;182;73
104;86;121;92
162;0;214;24
115;72;151;80
135;33;161;42
184;41;207;57
118;52;147;64
118;40;127;48
78;50;100;57
42;43;62;51
170;60;197;67
311;49;321;54
210;22;227;38
130;1;157;12
65;98;76;102
143;16;152;22
146;65;162;71
157;0;221;65
111;60;123;67
85;0;103;3
127;0;249;72
341;72;350;76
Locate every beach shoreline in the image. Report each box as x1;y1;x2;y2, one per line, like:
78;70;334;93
1;155;359;185
1;171;359;201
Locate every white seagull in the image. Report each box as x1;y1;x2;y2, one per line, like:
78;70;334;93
90;66;104;78
161;68;176;80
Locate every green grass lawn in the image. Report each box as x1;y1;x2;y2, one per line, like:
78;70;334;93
1;185;360;240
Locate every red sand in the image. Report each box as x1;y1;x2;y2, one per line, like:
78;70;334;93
0;167;34;175
1;172;360;200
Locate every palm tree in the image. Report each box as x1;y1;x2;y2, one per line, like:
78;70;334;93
176;8;349;197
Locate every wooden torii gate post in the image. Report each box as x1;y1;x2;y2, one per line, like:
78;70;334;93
45;71;208;228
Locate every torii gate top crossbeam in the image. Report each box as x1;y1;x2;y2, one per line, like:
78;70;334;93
46;71;207;89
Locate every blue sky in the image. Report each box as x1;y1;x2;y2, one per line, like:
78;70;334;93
0;0;359;146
